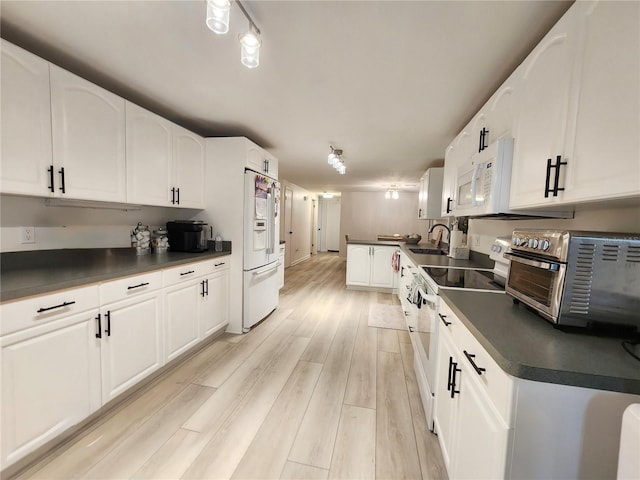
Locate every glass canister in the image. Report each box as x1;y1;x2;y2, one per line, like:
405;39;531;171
152;227;169;253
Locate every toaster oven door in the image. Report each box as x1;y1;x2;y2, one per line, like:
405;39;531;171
504;252;566;323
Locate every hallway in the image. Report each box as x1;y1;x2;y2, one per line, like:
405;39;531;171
17;253;447;479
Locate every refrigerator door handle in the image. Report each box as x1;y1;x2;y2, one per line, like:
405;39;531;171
267;187;276;255
252;263;279;276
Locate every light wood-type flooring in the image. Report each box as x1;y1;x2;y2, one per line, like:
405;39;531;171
16;253;447;480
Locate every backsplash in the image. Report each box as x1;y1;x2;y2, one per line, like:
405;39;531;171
468;203;640;255
0;194;200;252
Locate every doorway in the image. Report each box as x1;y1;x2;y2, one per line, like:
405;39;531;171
318;197;341;252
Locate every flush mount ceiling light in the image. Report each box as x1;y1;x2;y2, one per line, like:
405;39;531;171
385;186;399;200
205;0;262;68
327;146;346;175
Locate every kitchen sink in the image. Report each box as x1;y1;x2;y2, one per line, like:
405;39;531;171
409;248;446;255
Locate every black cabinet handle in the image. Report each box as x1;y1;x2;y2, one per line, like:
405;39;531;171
400;266;405;278
180;270;195;276
439;313;451;326
408;325;414;332
58;167;66;193
464;350;486;375
544;155;568;198
446;197;452;214
478;127;489;152
95;313;102;339
37;300;76;313
451;362;461;398
127;282;149;290
48;165;55;192
171;187;176;204
418;208;422;217
447;357;454;392
105;311;111;336
214;262;225;267
205;279;209;296
201;280;206;297
176;187;180;205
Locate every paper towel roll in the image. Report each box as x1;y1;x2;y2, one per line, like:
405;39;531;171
450;230;464;248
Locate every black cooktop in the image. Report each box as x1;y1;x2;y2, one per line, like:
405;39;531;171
421;266;504;292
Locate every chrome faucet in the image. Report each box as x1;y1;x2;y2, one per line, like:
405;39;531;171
428;223;451;243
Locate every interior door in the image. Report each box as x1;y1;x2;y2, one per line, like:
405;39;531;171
283;186;293;267
325;198;341;252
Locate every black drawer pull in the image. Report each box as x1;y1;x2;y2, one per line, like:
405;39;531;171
127;282;150;290
446;197;452;214
180;270;195;276
37;300;76;313
464;350;486;375
105;311;111;336
214;262;225;267
95;314;102;339
408;325;414;332
439;313;451;326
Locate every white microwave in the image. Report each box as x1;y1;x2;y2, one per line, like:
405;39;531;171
455;138;572;218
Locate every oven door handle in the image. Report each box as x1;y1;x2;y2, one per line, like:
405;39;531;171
417;287;437;306
504;252;561;271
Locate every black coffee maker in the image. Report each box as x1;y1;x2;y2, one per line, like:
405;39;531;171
166;221;209;252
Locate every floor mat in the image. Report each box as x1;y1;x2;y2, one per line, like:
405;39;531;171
368;303;406;330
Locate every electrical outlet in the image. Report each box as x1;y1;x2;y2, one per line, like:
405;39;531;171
20;226;36;244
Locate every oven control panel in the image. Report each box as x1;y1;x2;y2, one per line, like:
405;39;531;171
511;230;570;261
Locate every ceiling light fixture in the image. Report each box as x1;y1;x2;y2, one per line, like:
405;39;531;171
385;186;399;199
328;146;346;175
205;0;262;68
206;0;231;34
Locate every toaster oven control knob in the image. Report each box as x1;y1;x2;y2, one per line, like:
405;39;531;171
528;238;539;249
513;236;520;246
539;239;550;251
519;237;529;247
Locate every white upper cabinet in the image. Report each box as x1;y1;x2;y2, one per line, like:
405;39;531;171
50;65;126;203
485;68;521;143
125;102;173;206
510;1;639;209
510;10;577;209
126;102;204;208
562;0;640;203
173;125;205;208
246;143;278;179
0;40;53;196
418;167;443;219
441;143;456;217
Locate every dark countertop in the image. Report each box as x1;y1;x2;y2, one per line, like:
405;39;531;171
440;289;640;395
0;242;232;303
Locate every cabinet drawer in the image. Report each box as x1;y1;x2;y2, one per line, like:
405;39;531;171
0;285;100;336
163;261;208;287
456;319;514;425
100;271;163;305
201;257;231;275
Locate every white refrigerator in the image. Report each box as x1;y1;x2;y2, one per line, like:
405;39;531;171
243;169;280;331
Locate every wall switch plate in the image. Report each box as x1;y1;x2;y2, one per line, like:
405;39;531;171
20;226;36;244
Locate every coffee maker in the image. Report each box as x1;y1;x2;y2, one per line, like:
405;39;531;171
166;221;209;252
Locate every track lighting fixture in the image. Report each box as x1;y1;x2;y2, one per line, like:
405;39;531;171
205;0;262;68
385;186;399;199
328;146;346;175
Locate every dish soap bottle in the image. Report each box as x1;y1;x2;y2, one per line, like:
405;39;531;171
214;233;223;252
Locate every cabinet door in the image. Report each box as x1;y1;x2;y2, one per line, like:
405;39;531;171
370;246;395;288
433;332;458;472
563;1;640;203
441;143;456;217
173;125;205;208
510;12;577;208
0;40;52;196
125;102;173;206
50;65;126;203
346;244;371;286
1;312;101;467
164;281;200;362
246;143;268;174
451;363;509;479
201;270;229;338
486;68;521;143
101;293;162;403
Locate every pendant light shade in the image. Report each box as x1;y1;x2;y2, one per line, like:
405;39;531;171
206;0;231;34
240;29;261;68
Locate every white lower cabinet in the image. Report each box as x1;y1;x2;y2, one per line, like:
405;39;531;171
99;291;163;404
0;310;101;468
346;244;398;290
201;269;230;338
164;280;201;362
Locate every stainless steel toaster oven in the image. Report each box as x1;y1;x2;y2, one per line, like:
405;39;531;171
504;229;640;333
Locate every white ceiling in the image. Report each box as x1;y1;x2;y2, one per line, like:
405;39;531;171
0;0;572;195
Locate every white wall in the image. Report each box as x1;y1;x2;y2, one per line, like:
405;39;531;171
338;190;439;255
0;194;190;252
468;203;640;255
